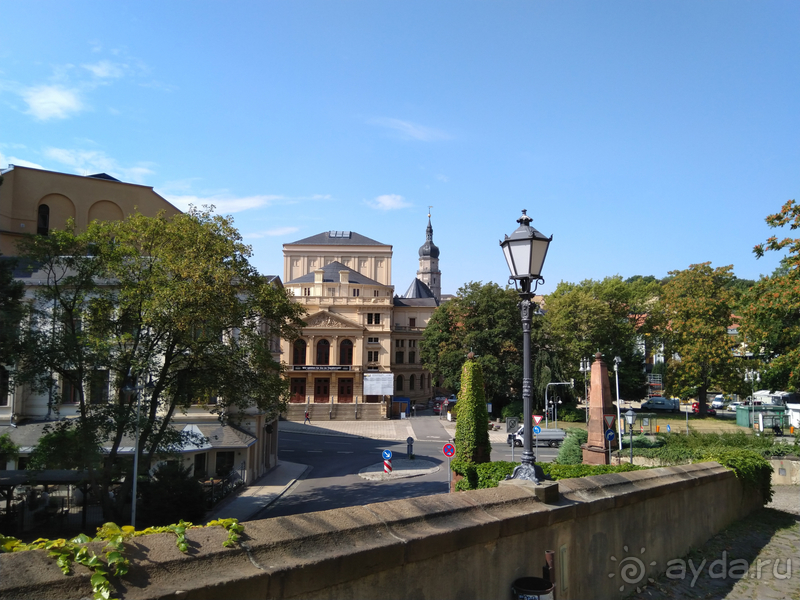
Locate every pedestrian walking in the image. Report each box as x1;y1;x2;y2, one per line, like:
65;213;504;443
304;410;310;424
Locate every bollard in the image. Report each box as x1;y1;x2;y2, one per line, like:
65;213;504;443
384;459;392;474
407;436;414;459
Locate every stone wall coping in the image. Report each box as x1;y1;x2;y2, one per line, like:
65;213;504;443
0;462;740;600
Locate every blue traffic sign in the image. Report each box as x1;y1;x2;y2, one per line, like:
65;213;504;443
382;449;393;460
442;443;455;457
533;425;541;435
605;429;615;442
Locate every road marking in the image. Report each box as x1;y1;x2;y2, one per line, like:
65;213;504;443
426;436;442;439
336;451;353;454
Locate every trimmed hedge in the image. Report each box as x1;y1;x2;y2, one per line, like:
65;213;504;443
456;460;646;490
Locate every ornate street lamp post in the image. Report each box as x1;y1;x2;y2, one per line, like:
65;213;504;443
501;209;552;482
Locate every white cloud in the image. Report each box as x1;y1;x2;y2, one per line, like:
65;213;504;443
22;85;83;120
366;194;412;211
43;147;154;183
244;227;300;239
82;60;126;78
369;117;450;141
0;150;44;170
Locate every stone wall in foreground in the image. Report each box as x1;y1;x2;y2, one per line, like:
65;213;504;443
0;462;763;600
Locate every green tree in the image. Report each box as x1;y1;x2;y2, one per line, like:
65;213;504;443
14;208;305;522
653;263;739;414
421;282;525;412
453;358;491;464
740;199;800;391
0;254;24;364
544;276;652;400
0;433;20;467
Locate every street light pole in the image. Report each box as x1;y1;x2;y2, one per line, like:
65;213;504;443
123;374;154;527
501;210;552;483
614;356;622;454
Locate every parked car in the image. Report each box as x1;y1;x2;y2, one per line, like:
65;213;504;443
640;397;680;412
432;401;442;415
691;402;717;416
710;396;726;410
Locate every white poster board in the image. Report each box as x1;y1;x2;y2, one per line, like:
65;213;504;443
364;373;394;396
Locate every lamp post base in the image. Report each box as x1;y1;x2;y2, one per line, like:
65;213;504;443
506;462;545;483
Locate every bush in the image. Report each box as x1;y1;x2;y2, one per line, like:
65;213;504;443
700;448;773;502
501;400;523;419
556;405;585;423
541;463;644;480
555;429;588;465
453;359;491;464
451;460;478;491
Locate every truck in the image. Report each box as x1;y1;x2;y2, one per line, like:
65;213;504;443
507;426;566;448
751;390;798;406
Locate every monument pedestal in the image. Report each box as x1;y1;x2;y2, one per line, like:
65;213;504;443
581;444;610;465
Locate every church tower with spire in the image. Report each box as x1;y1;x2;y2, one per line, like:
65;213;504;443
417;211;441;302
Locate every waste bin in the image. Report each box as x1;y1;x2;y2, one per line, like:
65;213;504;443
510;577;554;600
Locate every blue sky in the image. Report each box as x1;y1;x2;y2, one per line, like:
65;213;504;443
2;1;798;295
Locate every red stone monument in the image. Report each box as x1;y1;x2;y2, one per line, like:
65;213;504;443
582;352;618;465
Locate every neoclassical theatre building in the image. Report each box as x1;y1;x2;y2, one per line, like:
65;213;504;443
281;216;442;420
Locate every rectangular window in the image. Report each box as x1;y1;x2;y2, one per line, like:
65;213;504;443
367;313;381;325
409;318;416;327
374;290;379;297
368;350;379;362
409;352;416;364
395;339;405;348
352;289;360;297
374;313;380;324
409;340;417;348
62;372;80;404
303;287;311;296
395;351;404;364
328;287;337;296
367;337;379;344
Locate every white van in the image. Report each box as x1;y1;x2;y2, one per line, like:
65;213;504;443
640;397;680;412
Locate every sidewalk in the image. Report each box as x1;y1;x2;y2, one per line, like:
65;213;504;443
205;460;308;523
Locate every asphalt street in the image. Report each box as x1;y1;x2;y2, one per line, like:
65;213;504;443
255;414;559;520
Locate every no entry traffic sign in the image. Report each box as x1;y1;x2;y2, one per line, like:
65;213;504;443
442;443;455;457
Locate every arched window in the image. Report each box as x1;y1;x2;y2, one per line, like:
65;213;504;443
316;339;330;365
396;375;404;392
37;204;50;236
293;340;306;365
409;374;416;391
419;373;425;390
340;340;353;366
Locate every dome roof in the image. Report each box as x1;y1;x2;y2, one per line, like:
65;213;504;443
418;216;440;258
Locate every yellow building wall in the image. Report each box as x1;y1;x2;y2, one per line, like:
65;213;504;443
0;166;180;256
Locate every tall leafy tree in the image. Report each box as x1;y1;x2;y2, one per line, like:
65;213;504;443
421;282;524;410
740;199;800;391
544;276;651;400
0;254;24;364
15;208;305;522
653;263;739;413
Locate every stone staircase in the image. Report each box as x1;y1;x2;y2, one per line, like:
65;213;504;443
282;403;384;421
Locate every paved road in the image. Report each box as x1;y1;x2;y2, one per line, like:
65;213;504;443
258;415;559;520
255;433;449;519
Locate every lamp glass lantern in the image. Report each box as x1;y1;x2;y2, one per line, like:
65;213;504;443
500;210;552;289
625;409;637;427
